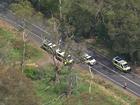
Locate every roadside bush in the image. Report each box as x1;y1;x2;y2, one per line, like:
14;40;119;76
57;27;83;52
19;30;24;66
0;68;40;105
53;82;67;94
24;67;42;80
25;44;43;60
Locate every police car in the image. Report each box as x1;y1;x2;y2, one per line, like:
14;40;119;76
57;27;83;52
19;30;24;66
112;56;131;72
83;53;96;65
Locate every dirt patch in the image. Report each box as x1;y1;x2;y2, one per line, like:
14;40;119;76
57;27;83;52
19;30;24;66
0;19;16;32
36;51;52;66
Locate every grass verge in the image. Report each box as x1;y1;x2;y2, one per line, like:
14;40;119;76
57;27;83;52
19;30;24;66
30;64;138;105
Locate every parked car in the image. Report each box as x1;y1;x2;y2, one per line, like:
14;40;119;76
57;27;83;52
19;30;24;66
41;40;50;50
41;40;57;52
55;49;74;65
112;56;131;72
47;42;56;48
83;53;96;65
56;48;65;57
64;55;74;65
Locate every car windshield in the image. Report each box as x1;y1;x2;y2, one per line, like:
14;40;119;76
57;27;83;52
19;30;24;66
123;64;129;68
116;57;122;61
88;57;93;60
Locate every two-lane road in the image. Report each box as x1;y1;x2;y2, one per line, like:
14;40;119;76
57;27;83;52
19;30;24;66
0;5;140;97
92;62;140;96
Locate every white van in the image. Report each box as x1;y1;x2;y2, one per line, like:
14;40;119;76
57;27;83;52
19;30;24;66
112;56;131;72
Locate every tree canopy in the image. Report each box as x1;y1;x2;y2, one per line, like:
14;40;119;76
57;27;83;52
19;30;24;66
9;0;140;62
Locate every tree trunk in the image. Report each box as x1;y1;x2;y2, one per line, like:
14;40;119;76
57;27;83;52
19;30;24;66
67;77;73;97
54;63;60;84
52;52;60;84
66;65;73;97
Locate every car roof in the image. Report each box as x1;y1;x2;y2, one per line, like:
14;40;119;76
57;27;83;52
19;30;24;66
48;42;52;46
56;48;65;56
119;60;127;65
84;53;91;58
51;44;56;47
113;56;128;65
43;40;50;44
114;56;122;61
56;48;61;52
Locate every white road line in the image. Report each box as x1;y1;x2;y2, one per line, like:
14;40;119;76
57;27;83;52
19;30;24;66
26;29;42;40
1;14;140;96
22;21;140;83
0;15;43;41
131;72;140;79
92;67;140;96
94;50;140;79
24;20;50;35
98;62;140;88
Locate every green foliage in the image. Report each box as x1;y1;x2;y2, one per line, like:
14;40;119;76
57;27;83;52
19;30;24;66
0;27;43;66
53;82;67;94
103;0;140;62
10;0;44;23
0;68;40;105
30;0;59;16
8;48;21;61
66;4;93;38
0;28;19;64
0;28;15;41
34;65;137;105
25;44;43;60
10;0;35;19
10;0;140;62
40;0;59;14
24;67;42;80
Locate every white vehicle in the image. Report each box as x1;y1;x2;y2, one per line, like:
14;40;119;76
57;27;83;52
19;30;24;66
41;40;50;50
83;53;96;65
112;56;131;72
41;40;57;53
64;55;74;65
47;42;52;46
47;42;56;49
55;49;74;64
49;43;56;49
42;39;56;49
56;49;65;57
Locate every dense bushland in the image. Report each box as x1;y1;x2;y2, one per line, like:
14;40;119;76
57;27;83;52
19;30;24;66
9;0;140;63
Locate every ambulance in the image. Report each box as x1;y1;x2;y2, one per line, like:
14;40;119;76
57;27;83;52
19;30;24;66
112;56;131;72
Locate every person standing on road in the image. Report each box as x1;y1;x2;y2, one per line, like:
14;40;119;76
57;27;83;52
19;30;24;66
123;82;127;89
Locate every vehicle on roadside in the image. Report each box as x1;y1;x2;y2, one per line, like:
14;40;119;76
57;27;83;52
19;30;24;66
41;40;56;52
55;49;74;65
47;42;57;49
41;40;50;50
55;48;65;62
112;56;131;72
83;53;96;65
64;55;74;65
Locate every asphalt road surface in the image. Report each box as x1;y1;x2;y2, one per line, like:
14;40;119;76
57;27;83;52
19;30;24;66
0;3;140;97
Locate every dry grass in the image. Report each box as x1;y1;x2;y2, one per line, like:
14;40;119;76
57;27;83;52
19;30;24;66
74;65;137;105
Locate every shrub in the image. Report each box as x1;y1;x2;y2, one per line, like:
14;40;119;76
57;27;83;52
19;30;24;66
24;68;42;80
